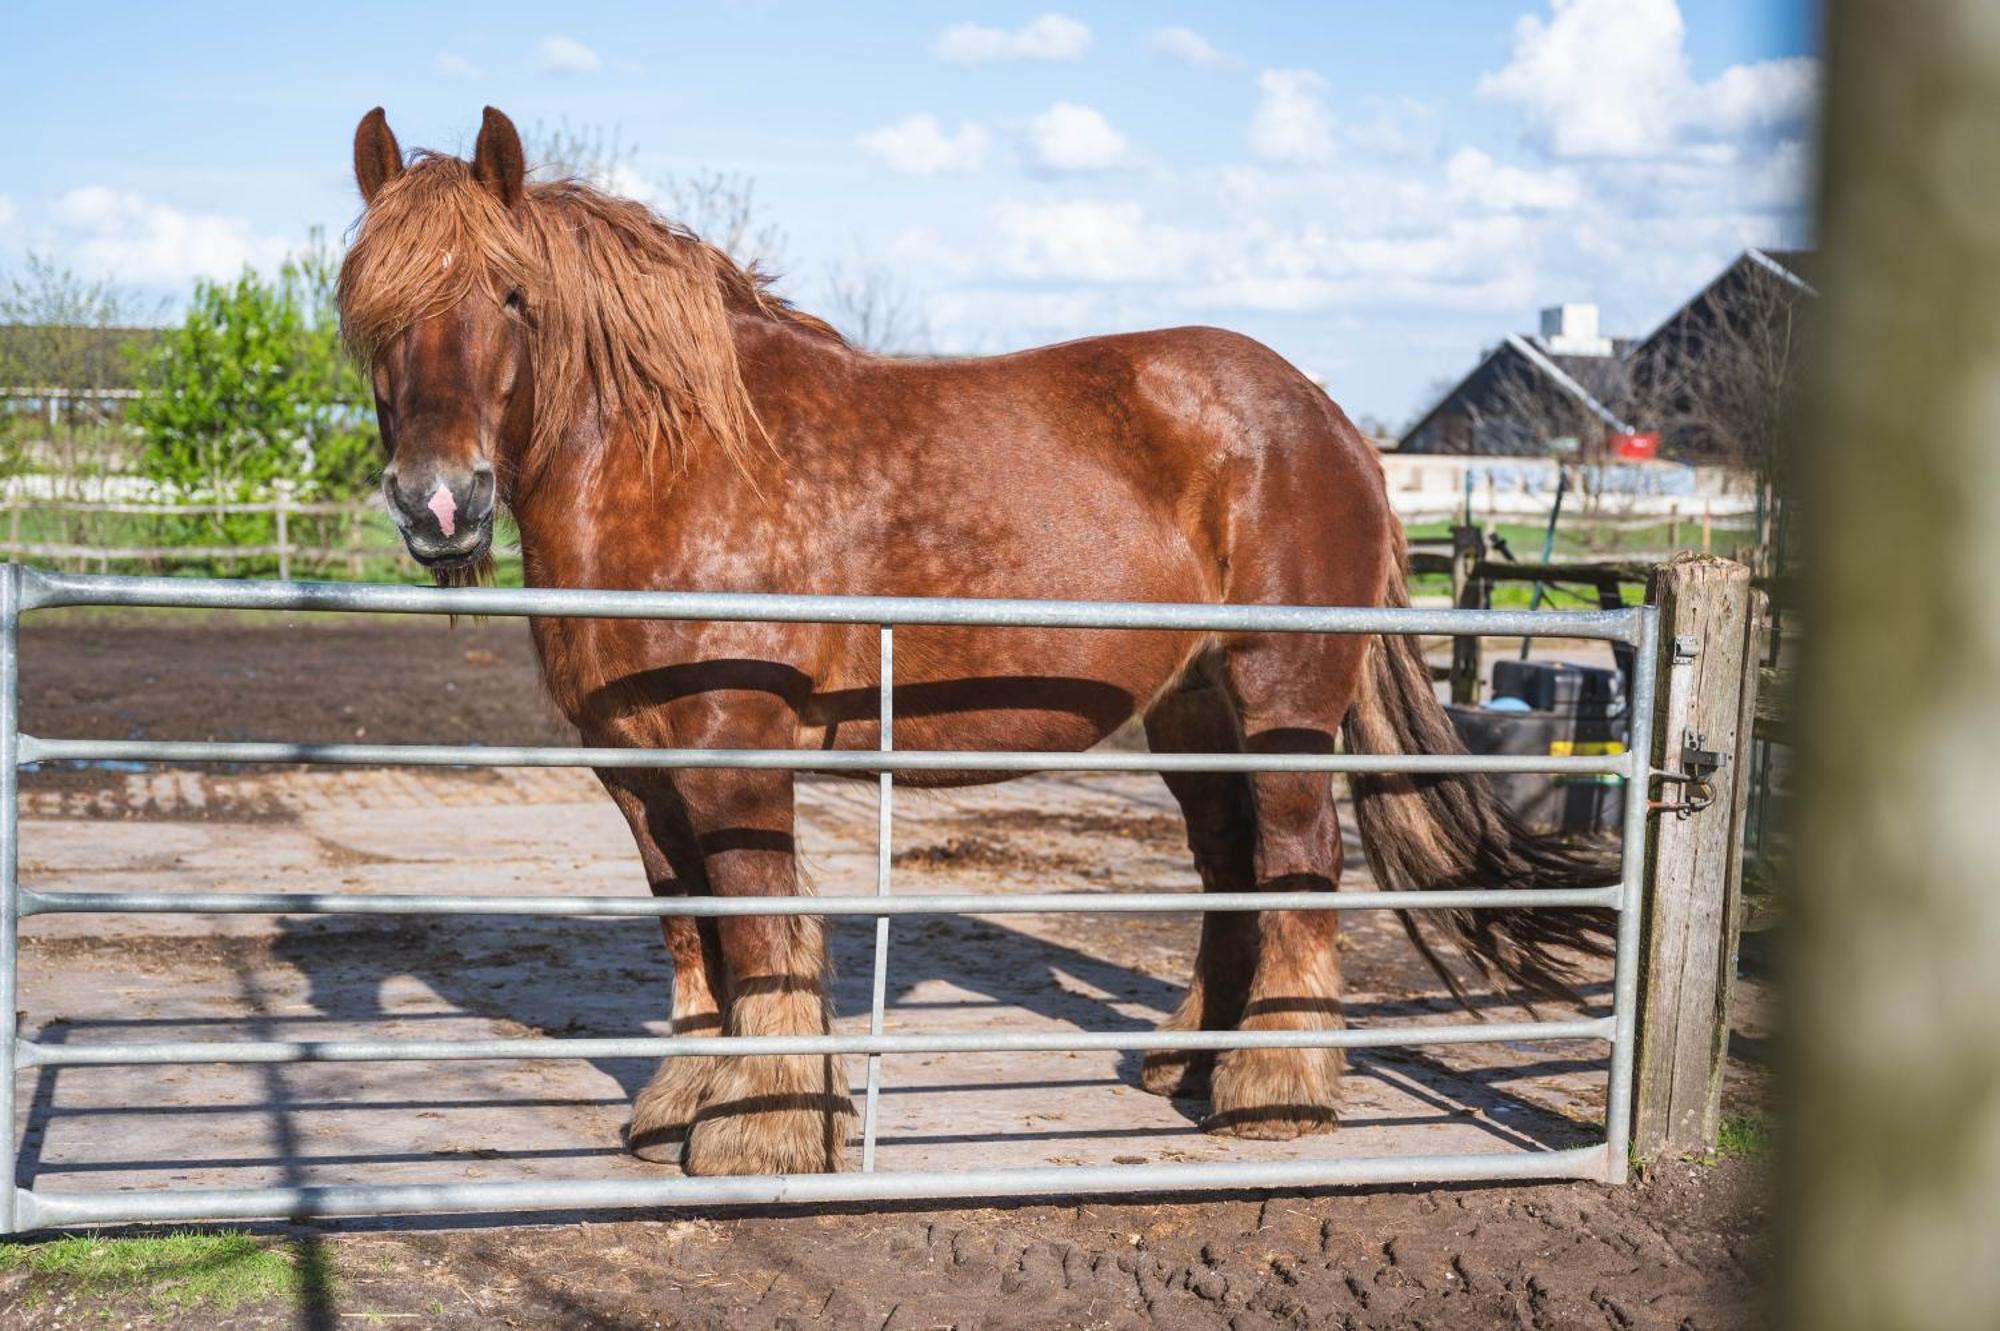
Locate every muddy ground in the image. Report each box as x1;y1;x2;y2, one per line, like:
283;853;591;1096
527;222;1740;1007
2;615;1772;1329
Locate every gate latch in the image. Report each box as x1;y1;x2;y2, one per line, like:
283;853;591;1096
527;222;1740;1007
1651;728;1728;819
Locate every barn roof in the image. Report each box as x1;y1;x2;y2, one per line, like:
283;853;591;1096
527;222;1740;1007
1398;332;1631;450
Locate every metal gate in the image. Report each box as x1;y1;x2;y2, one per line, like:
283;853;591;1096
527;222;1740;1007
0;563;1658;1232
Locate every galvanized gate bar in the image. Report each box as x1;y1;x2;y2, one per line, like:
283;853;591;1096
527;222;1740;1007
18;885;1624;917
0;566;1660;1231
16;1015;1616;1068
861;624;893;1173
14;1145;1611;1231
16;567;1645;642
1604;605;1660;1182
20;736;1631;776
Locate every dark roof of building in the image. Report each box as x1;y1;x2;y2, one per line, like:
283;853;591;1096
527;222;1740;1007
1628;247;1818;362
1757;248;1818;290
1398;333;1631;450
1400;248;1818;454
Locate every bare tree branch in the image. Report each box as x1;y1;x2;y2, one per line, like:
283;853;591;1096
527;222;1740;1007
824;255;932;355
522;120;788;273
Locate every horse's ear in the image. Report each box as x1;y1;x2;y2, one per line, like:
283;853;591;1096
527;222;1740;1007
472;106;526;209
353;107;403;205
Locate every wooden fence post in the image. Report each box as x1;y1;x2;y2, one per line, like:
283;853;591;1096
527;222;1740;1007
272;481;295;581
1448;522;1484;703
1632;553;1763;1160
346;508;364;579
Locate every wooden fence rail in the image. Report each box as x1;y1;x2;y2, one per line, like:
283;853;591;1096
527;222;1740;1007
1;486;390;579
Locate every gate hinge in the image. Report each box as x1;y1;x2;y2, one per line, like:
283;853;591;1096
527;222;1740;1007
1671;634;1700;663
1650;727;1728;819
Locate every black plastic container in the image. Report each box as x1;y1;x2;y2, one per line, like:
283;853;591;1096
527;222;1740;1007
1446;661;1628;837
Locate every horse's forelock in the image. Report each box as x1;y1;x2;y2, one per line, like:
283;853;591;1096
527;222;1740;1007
337;155;536;361
338;153;819;489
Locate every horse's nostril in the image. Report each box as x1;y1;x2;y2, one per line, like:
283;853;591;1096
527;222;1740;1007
467;468;498;519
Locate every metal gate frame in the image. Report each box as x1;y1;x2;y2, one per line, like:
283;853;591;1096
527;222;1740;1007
0;563;1658;1232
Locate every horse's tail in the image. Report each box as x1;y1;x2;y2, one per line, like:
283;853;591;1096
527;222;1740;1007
1340;529;1616;1006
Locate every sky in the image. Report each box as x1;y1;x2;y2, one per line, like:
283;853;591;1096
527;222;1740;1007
0;0;1818;428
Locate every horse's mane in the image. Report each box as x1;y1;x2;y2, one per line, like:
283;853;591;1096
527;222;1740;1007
337;153;843;484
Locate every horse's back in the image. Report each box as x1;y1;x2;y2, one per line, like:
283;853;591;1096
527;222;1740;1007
870;324;1396;608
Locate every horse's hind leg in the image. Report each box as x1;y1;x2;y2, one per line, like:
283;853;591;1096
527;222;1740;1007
600;774;727;1162
1138;671;1258;1099
1201;632;1370;1140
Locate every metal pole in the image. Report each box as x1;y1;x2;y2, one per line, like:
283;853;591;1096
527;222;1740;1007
20;883;1621;919
18;1015;1614;1069
1603;602;1659;1182
15;568;1645;643
0;564;19;1232
15;1146;1609;1230
1520;467;1569;659
17;735;1630;777
862;625;892;1172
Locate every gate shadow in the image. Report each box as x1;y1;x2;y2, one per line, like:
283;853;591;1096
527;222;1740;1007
20;895;1606;1190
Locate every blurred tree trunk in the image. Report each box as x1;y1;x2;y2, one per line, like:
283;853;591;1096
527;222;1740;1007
1786;2;2000;1326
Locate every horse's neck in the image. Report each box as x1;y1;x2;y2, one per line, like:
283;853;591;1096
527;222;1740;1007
509;311;844;590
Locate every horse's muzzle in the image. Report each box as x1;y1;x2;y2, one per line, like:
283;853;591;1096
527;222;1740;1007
386;464;496;568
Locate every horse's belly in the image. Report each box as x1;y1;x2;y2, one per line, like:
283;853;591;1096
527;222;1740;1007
799;624;1199;781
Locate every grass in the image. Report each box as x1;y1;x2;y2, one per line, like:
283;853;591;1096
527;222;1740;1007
1714;1113;1773;1161
0;1230;324;1313
1403;515;1758;610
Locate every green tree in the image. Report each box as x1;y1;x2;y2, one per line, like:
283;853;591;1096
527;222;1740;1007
131;233;376;509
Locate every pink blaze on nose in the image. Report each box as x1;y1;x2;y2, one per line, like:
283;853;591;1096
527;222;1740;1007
426;482;457;538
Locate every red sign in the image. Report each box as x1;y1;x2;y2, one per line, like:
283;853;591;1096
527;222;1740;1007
1612;432;1660;460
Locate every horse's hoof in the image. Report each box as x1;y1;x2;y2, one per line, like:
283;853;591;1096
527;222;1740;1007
682;1101;854;1176
622;1121;687;1164
1203;1046;1340;1139
1138;1048;1213;1099
1200;1107;1338;1140
622;1056;715;1164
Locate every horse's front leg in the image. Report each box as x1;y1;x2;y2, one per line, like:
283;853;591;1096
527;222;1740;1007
679;766;854;1175
598;772;726;1162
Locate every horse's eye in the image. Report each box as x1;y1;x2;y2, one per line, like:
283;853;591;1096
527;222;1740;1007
503;289;525;314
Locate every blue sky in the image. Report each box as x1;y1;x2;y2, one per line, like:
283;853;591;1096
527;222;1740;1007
0;1;1817;426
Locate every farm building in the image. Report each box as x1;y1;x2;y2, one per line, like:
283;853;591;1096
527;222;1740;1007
1399;248;1817;464
1398;303;1634;457
1623;247;1817;463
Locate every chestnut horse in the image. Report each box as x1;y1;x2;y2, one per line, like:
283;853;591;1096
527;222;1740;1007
339;107;1609;1177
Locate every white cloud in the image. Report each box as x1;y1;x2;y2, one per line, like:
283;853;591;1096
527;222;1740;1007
1025;103;1131;173
934;13;1090;65
602;164;660;204
857;114;991;176
1444;148;1580;212
434;52;481;80
46;186;288;286
993;200;1192;283
1345;97;1441;160
1249;70;1336;166
1479;0;1817;158
536;35;602;76
0;195;14;229
1146;27;1239;70
1693;56;1819;138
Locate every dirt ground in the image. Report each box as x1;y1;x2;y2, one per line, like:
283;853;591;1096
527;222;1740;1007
2;615;1773;1329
